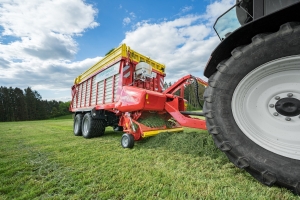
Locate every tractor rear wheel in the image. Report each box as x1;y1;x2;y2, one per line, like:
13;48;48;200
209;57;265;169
204;22;300;194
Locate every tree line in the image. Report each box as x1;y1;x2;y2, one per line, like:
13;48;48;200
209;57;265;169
0;86;70;122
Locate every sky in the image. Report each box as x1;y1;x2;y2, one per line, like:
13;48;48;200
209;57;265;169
0;0;235;101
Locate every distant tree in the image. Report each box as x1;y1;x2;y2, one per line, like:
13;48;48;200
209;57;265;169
105;48;115;56
0;87;4;121
24;87;37;120
2;87;11;121
51;107;58;118
14;87;27;121
163;82;168;90
58;101;70;116
184;82;205;110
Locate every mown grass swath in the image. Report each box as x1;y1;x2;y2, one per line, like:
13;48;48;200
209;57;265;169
0;119;298;199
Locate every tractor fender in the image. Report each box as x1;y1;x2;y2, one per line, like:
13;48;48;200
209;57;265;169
204;2;300;78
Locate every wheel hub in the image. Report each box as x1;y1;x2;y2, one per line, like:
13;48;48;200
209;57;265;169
275;97;300;117
122;137;128;146
268;92;300;121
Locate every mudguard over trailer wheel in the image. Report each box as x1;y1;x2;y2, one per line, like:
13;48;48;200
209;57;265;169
121;133;134;148
204;22;300;194
82;112;105;138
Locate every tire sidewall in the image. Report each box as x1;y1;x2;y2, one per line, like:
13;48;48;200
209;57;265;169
82;113;92;138
74;114;83;136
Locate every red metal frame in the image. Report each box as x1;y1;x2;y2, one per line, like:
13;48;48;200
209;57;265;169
95;79;99;106
89;78;93;106
112;75;115;103
163;74;208;96
103;79;106;104
80;84;83;108
84;81;87;107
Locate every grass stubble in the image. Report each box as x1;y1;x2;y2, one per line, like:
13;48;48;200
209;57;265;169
0;118;298;199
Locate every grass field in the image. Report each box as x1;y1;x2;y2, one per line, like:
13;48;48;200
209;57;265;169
0;118;299;199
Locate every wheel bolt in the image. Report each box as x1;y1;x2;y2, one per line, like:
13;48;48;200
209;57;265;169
275;96;280;100
285;117;291;121
269;104;274;108
287;93;293;97
273;112;279;116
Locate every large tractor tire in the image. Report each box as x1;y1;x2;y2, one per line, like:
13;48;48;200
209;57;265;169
203;22;300;194
82;112;105;138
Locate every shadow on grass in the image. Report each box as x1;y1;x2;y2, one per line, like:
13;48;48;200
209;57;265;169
100;130;123;138
136;130;226;160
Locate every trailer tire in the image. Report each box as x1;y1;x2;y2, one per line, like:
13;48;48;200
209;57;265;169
82;112;105;138
94;120;105;137
74;114;83;136
121;133;134;148
203;22;300;194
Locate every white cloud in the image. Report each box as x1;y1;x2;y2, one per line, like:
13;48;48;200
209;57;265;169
181;6;193;13
129;12;136;18
122;0;235;83
0;0;99;61
1;56;102;90
0;0;99;100
123;17;131;25
123;12;136;26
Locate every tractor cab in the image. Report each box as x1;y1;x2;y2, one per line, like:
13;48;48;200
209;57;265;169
214;0;300;40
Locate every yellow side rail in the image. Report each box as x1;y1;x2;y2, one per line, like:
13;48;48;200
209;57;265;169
74;44;165;84
142;127;184;138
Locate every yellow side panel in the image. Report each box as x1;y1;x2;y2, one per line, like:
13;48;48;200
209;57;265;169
74;44;165;84
74;44;126;84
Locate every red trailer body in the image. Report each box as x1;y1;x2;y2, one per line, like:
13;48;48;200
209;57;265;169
70;44;207;148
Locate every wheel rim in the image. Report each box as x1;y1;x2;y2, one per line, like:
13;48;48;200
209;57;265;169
232;55;300;160
82;117;90;136
122;136;129;147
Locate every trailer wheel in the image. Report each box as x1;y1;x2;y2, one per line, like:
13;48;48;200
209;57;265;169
94;120;105;137
121;133;134;148
74;114;83;136
204;22;300;194
82;112;105;138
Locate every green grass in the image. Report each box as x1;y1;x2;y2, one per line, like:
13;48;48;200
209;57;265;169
0;119;299;199
50;114;73;120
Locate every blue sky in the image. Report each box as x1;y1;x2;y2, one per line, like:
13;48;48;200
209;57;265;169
0;0;234;101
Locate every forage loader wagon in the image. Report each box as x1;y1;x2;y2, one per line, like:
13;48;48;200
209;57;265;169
70;44;207;148
70;0;300;194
